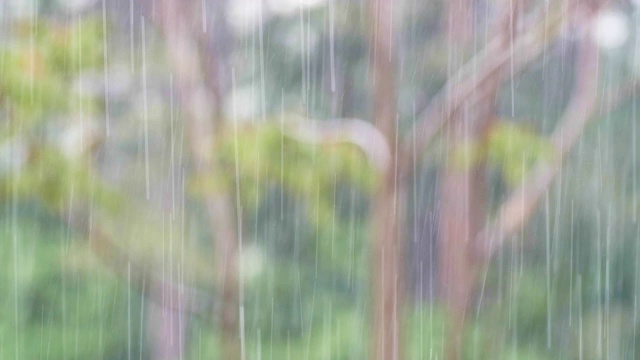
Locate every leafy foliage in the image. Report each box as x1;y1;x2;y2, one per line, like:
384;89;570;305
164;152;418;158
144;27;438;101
194;120;376;228
450;121;554;187
0;16;113;212
0;15;136;360
486;122;554;186
0;213;139;360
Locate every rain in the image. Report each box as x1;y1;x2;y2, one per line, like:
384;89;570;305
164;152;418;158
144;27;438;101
0;0;638;359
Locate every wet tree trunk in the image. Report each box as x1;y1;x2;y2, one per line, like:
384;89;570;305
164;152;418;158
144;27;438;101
368;0;403;359
438;87;497;359
150;1;241;359
438;1;503;358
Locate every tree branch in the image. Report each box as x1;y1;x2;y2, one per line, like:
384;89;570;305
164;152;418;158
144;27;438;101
401;3;571;174
475;9;629;259
286;118;391;173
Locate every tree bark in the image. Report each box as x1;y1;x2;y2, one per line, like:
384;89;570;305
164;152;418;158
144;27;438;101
437;2;516;358
477;12;602;259
403;4;567;172
151;1;241;359
368;0;403;359
438;77;500;359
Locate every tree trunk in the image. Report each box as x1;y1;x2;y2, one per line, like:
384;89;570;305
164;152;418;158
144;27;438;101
437;1;517;357
438;86;497;358
150;1;241;359
368;0;403;359
439;1;482;358
372;171;405;360
147;280;188;360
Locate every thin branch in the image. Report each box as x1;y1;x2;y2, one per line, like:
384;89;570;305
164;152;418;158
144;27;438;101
475;14;631;259
401;4;570;174
286;118;391;172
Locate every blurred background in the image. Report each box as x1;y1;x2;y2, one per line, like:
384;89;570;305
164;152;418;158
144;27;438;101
1;0;640;359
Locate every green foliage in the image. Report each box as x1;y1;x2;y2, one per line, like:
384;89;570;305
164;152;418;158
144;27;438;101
187;301;558;359
44;18;105;72
184;120;376;360
447;121;553;188
0;17;134;359
405;305;447;359
450;139;484;171
486;122;554;186
2;146;120;214
0;15;114;212
188;306;368;360
0;48;69;123
1;18;103;131
210;121;375;228
0;213;139;360
405;303;555;360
